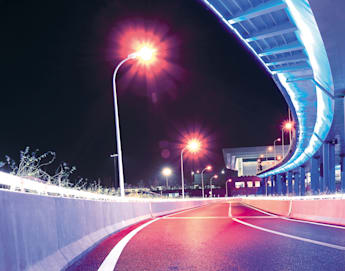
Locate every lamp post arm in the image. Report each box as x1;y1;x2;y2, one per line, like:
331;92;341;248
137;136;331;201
112;56;134;198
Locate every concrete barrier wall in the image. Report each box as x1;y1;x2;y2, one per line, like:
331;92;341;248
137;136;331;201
242;197;345;226
0;190;218;271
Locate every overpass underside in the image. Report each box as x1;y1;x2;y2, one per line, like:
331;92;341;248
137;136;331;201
204;0;345;195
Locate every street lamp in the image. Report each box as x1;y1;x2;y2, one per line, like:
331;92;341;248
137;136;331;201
210;174;218;197
273;138;281;165
266;146;273;161
180;139;201;198
282;121;294;155
201;165;212;198
162;167;172;188
112;45;156;197
225;179;232;197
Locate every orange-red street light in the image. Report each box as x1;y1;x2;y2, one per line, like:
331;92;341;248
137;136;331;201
210;174;218;197
201;165;212;198
282;121;294;156
180;139;202;198
112;43;157;197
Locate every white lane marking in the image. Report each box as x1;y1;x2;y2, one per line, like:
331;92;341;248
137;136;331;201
233;218;345;251
98;203;217;271
162;216;230;219
280;217;345;230
240;202;277;217
228;202;232;217
98;218;159;271
241;202;345;230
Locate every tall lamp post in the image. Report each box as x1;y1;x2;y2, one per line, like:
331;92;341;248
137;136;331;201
201;165;212;198
180;139;201;198
162;167;172;189
225;179;232;197
273;138;281;165
112;46;156;197
210;174;218;197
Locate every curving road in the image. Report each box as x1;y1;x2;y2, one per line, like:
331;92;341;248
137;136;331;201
68;202;345;271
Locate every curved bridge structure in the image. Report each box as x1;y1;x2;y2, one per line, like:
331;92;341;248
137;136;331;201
202;0;343;183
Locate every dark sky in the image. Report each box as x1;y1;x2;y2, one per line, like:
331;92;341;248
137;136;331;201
0;0;286;187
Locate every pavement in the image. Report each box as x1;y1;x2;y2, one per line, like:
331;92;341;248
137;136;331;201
67;201;345;271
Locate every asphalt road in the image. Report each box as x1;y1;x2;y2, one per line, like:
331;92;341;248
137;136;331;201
68;202;345;271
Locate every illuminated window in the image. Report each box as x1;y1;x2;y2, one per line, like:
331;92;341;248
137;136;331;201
267;181;272;187
255;181;260;187
247;181;253;188
235;182;245;189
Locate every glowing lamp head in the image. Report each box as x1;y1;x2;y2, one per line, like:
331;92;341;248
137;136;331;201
186;139;201;153
213;175;218;179
267;146;273;151
284;121;294;130
277;155;282;160
137;46;156;61
260;154;264;158
162;167;172;177
196;170;200;174
277;138;281;142
206;165;212;171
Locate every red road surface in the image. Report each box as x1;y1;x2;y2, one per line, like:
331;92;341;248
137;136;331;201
68;202;345;271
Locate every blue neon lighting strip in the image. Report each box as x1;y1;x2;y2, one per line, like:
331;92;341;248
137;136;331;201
201;0;334;177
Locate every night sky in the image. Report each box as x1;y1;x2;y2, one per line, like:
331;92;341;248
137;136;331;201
1;0;286;187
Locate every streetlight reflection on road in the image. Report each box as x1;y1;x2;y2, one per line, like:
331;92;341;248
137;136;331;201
112;44;156;197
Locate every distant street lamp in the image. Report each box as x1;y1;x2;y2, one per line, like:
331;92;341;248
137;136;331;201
282;121;294;156
201;165;212;198
180;139;201;198
210;174;218;197
112;45;156;197
225;179;232;197
266;146;273;161
162;167;172;188
273;138;281;165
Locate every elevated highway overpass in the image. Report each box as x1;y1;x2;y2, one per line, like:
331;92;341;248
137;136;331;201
204;0;345;195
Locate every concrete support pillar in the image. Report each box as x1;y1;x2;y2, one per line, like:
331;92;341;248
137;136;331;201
320;162;325;193
300;166;305;196
323;143;330;193
269;176;273;195
276;174;282;195
329;143;336;193
261;178;266;195
341;156;345;193
294;172;299;195
311;156;320;194
287;171;293;194
271;175;275;195
323;141;336;193
282;174;287;195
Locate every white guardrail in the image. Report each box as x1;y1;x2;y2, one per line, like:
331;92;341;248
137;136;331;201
243;193;345;201
0;171;214;202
